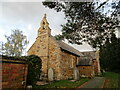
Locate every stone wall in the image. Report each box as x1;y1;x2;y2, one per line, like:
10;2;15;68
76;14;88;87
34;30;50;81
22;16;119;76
93;60;100;75
27;34;80;80
27;35;60;80
78;65;94;77
95;51;101;75
48;37;61;80
27;29;49;78
27;15;81;81
2;59;28;88
59;51;79;80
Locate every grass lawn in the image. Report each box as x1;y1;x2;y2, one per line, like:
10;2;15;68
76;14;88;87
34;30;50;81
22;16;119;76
102;72;120;88
34;78;89;88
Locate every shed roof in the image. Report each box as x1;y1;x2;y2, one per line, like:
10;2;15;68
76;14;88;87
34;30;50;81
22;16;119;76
81;51;96;60
57;40;84;57
77;58;92;66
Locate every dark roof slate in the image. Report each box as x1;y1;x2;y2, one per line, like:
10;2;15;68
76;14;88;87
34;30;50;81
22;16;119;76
57;40;84;57
81;51;96;60
77;58;92;66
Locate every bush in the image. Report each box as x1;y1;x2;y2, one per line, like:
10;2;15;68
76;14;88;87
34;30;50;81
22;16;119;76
27;55;42;86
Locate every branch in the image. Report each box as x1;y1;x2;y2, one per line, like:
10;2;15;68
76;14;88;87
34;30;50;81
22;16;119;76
96;0;109;10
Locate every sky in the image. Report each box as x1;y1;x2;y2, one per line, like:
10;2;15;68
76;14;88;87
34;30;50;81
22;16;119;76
1;1;117;55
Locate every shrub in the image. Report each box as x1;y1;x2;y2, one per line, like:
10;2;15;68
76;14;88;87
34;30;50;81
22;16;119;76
27;55;42;86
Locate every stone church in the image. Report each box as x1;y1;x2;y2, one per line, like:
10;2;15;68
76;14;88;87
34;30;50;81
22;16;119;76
27;14;100;81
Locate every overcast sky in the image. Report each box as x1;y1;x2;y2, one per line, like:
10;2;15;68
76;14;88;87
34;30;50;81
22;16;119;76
0;1;101;55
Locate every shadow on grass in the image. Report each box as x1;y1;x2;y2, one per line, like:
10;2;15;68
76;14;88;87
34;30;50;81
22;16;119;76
34;78;90;88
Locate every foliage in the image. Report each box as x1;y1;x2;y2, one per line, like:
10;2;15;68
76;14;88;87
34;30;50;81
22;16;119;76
43;1;120;72
102;72;120;88
27;55;42;86
111;0;120;17
100;34;120;72
1;55;27;61
42;1;119;48
2;29;29;56
34;78;89;88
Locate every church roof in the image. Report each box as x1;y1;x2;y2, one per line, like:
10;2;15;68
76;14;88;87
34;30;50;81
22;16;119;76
57;40;84;57
76;58;92;66
81;51;96;60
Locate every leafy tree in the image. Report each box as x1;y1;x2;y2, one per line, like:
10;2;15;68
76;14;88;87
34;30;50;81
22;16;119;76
2;29;29;56
27;55;42;86
43;1;119;48
43;1;120;72
111;0;120;17
100;34;120;72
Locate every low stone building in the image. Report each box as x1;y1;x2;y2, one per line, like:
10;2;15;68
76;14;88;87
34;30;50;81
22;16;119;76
77;57;95;77
27;14;100;81
78;51;101;77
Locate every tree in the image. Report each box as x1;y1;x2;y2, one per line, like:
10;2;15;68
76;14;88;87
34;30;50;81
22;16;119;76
111;0;120;17
2;29;29;56
100;33;120;72
43;1;120;72
27;55;42;86
43;1;119;48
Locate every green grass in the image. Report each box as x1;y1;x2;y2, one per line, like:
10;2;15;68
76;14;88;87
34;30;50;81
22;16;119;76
102;72;120;88
34;78;89;88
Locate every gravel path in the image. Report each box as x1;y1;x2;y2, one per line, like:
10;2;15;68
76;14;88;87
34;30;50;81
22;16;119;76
77;77;105;88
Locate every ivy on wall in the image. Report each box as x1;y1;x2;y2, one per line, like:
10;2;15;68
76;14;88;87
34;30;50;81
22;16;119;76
26;55;42;86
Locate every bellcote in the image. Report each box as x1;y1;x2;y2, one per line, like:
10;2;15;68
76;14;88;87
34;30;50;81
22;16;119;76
40;14;50;30
38;14;51;37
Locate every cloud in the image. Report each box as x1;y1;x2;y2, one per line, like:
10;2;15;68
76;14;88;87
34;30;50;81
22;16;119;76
0;2;93;53
1;2;66;35
1;2;65;26
0;27;6;42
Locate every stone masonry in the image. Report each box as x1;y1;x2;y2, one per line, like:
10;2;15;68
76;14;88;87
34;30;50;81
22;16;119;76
27;14;81;80
27;14;101;80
